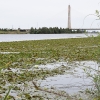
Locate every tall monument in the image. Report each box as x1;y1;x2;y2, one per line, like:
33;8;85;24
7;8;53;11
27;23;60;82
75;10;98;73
68;5;71;29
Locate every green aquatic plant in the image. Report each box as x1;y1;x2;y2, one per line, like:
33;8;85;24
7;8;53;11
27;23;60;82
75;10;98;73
3;86;12;100
0;36;100;99
83;60;100;100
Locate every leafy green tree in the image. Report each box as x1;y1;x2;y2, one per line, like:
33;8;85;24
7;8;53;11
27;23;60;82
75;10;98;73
30;27;35;34
29;27;84;34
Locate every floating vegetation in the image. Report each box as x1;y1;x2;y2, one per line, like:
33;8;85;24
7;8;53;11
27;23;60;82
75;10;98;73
0;36;100;99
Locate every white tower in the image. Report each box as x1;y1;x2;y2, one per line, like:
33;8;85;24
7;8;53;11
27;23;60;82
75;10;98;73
68;5;71;29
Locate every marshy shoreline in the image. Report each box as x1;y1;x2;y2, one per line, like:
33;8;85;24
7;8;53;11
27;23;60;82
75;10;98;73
0;36;100;100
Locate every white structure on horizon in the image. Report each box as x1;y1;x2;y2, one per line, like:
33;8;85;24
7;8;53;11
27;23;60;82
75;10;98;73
68;5;71;29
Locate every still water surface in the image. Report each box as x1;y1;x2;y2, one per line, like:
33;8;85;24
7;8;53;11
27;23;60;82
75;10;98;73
39;61;98;94
0;33;98;42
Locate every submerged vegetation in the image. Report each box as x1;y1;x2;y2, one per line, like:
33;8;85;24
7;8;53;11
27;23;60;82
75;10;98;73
0;36;100;100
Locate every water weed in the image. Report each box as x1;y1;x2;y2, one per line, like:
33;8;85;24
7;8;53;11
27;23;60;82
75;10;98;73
0;36;100;99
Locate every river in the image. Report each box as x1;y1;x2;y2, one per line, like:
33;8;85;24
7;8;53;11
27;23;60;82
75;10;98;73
0;33;98;42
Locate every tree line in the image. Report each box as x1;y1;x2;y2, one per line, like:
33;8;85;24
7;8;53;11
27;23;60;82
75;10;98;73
30;27;85;34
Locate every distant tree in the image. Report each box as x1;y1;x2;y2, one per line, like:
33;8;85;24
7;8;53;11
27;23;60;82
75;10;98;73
53;27;59;33
29;27;84;34
49;27;54;33
40;27;50;34
3;28;8;31
30;27;35;34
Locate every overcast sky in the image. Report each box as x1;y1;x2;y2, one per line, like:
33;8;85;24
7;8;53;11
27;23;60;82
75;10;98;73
0;0;100;29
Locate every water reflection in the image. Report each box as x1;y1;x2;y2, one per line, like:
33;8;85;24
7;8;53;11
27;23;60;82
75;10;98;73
39;61;98;94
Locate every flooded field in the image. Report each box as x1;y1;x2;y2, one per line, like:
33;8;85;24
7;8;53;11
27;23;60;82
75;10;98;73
0;36;100;100
0;60;99;100
40;61;98;94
